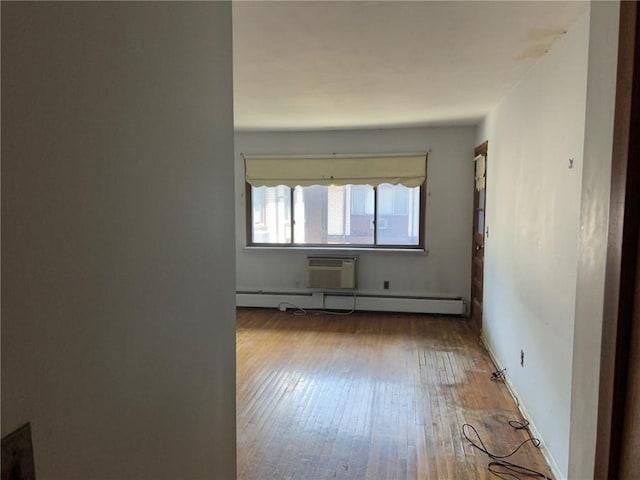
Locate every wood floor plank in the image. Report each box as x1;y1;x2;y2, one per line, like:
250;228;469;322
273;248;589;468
237;309;553;479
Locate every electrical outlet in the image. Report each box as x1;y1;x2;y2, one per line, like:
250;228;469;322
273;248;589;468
520;350;525;367
383;280;389;289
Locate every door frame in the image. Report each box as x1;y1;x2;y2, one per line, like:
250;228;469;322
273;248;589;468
470;141;488;332
594;1;640;477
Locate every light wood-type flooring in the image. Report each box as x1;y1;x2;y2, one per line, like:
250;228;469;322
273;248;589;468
236;308;553;480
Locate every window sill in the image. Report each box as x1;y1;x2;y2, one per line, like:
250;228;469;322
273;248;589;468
243;245;428;255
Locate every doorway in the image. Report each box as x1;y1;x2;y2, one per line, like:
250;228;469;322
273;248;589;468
470;141;488;332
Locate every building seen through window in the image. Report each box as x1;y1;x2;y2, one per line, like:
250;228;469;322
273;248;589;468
250;183;421;247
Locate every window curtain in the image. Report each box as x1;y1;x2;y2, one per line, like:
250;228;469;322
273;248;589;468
244;153;427;188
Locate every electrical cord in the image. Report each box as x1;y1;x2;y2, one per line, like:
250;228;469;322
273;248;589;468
277;292;357;316
276;302;308;315
462;420;552;480
491;368;507;382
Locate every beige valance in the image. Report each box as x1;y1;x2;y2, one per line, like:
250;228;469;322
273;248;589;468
244;153;427;188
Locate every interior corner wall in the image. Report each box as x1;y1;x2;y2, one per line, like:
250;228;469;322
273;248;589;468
234;127;476;307
568;1;620;478
475;10;590;478
1;3;236;479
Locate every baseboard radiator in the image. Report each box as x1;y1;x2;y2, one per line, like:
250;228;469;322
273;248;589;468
236;291;465;315
238;256;464;315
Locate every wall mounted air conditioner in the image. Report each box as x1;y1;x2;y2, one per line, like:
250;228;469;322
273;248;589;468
307;256;357;290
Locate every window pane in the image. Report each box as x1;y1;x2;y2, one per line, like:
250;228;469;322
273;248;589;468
293;185;374;245
378;187;394;215
376;183;420;246
351;185;374;215
478;188;485;209
394;187;409;214
347;185;374;244
251;185;291;243
352;188;366;215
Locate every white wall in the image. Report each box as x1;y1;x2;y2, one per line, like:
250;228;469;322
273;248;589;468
476;11;590;478
1;3;236;479
235;127;476;307
569;1;620;478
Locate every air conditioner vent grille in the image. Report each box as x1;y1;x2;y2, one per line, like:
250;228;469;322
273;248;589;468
308;258;344;268
307;256;357;290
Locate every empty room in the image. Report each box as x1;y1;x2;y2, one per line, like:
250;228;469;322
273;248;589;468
2;1;638;480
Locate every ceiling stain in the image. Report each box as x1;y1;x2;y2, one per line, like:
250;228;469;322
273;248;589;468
516;26;567;60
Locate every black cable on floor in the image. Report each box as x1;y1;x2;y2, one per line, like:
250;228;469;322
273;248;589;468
491;368;507;382
462;420;552;480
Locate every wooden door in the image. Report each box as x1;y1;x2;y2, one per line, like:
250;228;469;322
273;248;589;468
470;142;487;331
619;234;640;478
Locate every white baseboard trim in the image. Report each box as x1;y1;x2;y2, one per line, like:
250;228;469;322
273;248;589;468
236;291;465;315
480;332;565;480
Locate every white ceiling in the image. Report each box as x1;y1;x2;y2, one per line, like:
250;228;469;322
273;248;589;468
232;1;589;131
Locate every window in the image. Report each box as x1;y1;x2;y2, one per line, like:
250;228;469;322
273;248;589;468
244;153;427;249
250;185;291;244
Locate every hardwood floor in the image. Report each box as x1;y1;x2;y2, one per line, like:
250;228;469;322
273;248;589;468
236;308;553;480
